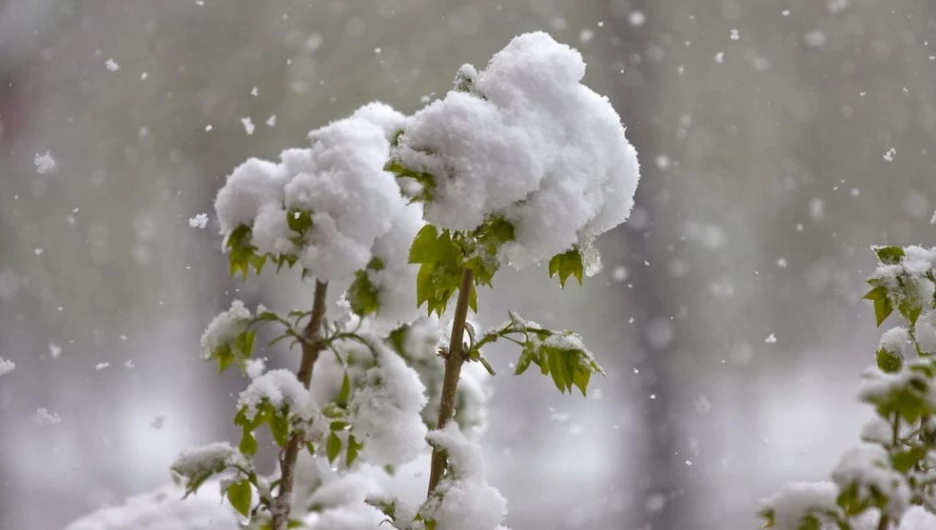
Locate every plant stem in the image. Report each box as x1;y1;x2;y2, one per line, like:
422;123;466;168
878;414;901;530
426;268;474;495
272;280;328;530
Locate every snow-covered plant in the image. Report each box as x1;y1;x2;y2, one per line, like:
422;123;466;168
168;31;640;530
760;245;936;530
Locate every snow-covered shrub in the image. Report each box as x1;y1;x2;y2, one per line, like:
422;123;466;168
760;244;936;530
69;31;640;530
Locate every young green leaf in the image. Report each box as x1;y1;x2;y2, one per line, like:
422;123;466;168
326;432;342;464
270;413;290;448
874;245;905;265
548;248;585;288
346;434;364;467
226;479;253;517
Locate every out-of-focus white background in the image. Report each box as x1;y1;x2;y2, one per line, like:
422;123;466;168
1;0;934;528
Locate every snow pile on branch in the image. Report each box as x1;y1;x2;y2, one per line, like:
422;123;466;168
199;299;251;360
349;337;428;467
422;423;508;530
171;442;242;480
237;369;310;420
214;103;412;282
758;481;841;530
64;482;237;530
392;31;640;269
831;445;910;521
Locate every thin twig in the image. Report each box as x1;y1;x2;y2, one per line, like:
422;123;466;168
427;268;474;495
271;280;328;530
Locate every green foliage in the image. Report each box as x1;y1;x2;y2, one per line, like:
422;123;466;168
326;432;342;464
347;258;384;317
761;243;936;530
226;225;268;279
206;329;256;374
470;311;604;396
226;479;253;517
384;159;437;203
548;247;584;288
410;225;465;317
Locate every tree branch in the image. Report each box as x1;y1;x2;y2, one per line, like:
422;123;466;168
271;280;328;530
427;268;474;495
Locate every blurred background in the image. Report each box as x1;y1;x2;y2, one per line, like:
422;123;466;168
1;0;934;528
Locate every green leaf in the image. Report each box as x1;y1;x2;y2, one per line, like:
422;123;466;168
226;225;260;279
239;430;258;456
876;348;903;374
515;341;536;375
270;413;290;447
874;246;905;265
226;479;252;517
477;355;496;376
326;432;342;464
286;209;314;235
337;372;351;407
862;286;887;301
348;270;380;317
409;226;460;264
548;248;585;288
385;160;437;203
892;446;927;473
346;434;363;468
874;296;895;327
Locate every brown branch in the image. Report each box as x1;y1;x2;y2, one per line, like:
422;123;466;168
271;280;328;530
427;268;474;495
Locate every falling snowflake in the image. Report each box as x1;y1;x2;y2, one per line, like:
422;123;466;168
241;117;255;135
188;213;209;229
266;115;277;127
883;147;896;162
105;58;120;71
765;333;777;344
49;342;62;359
0;358;14;377
714;52;725;63
95;362;110;371
776;257;788;268
628;11;646;27
34;151;56;174
730;29;740;41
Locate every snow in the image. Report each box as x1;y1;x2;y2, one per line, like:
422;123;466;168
628;11;646;27
34;151;56;174
758;481;840;530
35;407;62;426
245;358;265;379
188;213;209;229
199;299;252;360
879;326;909;355
171;442;239;479
883;147;897;162
860;417;892;446
730;29;740;41
0;357;14;377
364;202;425;329
393;31;640;270
831;445;910;520
214;102;413;283
422;423;508;530
64;482;237;530
349;337;428;467
105;58;120;71
764;333;777;344
236;368;310;421
241;117;254;135
49;342;62;358
916;310;936;354
95;362;110;371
